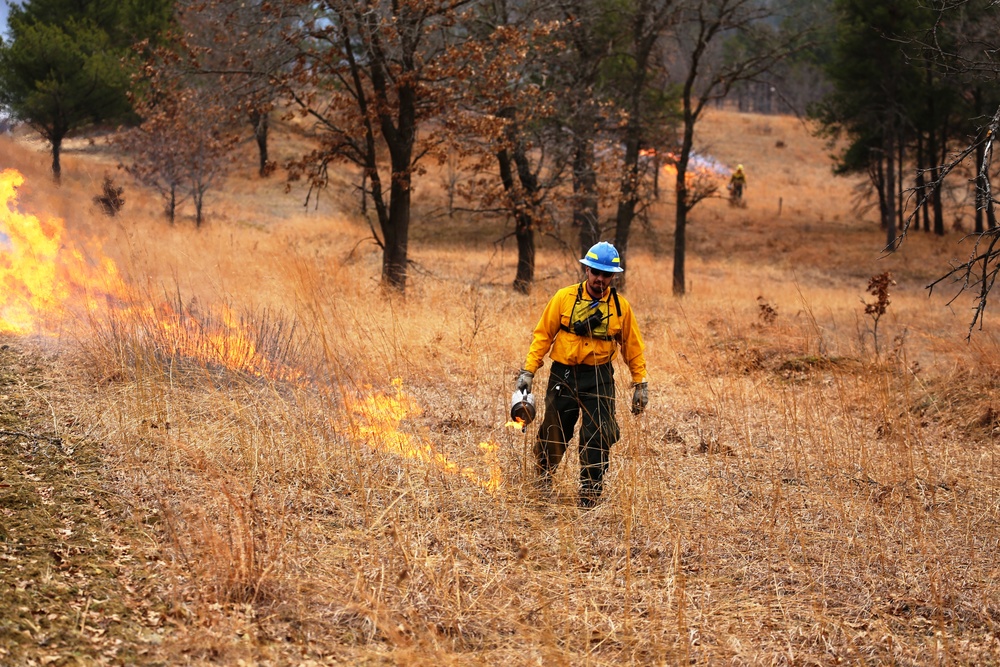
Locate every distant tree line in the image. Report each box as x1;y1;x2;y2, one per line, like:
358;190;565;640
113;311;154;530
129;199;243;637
809;0;1000;250
8;0;999;305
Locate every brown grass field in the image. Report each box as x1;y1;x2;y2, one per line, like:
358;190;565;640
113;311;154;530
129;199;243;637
2;108;1000;666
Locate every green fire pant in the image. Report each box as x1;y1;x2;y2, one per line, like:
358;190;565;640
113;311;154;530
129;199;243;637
534;361;620;497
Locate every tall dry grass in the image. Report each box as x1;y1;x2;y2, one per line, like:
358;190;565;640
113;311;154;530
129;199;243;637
3;110;1000;665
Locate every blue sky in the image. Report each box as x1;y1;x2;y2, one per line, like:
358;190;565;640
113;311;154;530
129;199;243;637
0;2;10;41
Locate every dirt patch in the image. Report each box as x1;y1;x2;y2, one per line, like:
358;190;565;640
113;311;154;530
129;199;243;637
0;341;169;666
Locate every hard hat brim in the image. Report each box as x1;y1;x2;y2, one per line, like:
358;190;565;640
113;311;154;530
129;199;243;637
580;258;624;273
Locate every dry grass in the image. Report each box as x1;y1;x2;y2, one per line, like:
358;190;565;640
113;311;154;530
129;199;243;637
2;109;1000;665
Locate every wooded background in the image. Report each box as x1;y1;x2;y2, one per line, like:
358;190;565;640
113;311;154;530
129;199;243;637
2;0;999;307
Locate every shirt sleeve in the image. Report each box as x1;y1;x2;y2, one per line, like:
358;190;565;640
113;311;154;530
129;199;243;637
619;302;648;384
523;291;564;373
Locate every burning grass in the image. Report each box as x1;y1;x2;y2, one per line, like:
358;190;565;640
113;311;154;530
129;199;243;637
1;113;1000;664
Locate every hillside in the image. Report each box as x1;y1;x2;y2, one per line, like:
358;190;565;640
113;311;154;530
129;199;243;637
1;109;1000;665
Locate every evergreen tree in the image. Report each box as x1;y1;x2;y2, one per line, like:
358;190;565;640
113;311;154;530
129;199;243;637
0;0;172;180
810;0;933;248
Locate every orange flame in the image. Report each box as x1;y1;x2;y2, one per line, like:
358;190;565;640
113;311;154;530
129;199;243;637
1;170;503;491
0;169;122;334
345;379;503;493
0;168;292;378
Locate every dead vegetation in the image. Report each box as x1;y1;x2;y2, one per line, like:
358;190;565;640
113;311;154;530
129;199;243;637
2;109;1000;665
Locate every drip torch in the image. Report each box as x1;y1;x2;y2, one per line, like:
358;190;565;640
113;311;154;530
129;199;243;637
509;389;536;433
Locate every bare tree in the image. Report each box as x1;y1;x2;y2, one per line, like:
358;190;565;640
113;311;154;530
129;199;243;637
899;0;1000;333
666;0;803;295
118;64;238;226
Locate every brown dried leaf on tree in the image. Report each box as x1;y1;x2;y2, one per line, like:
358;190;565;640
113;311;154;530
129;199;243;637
116;54;240;227
93;176;125;217
865;271;895;318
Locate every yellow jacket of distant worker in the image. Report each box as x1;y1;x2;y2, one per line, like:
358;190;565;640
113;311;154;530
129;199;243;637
524;282;647;384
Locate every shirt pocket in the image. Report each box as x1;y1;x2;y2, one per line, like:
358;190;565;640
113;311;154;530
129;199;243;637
605;313;622;338
560;308;573;332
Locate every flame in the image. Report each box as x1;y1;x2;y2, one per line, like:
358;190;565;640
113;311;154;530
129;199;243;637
345;379;503;493
0;169;121;334
651;150;730;184
1;170;503;491
0;168;292;378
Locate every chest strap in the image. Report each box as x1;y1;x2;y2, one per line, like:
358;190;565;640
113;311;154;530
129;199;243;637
559;283;622;341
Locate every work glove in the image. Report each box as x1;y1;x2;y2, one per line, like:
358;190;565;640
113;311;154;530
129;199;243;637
515;369;534;394
631;382;648;415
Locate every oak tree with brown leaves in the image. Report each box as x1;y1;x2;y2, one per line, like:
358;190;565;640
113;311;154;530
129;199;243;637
447;13;564;294
173;0;299;178
118;59;239;227
279;0;494;293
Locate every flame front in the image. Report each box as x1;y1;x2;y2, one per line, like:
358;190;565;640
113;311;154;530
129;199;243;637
0;169;283;377
0;169;122;334
1;169;502;492
346;379;503;493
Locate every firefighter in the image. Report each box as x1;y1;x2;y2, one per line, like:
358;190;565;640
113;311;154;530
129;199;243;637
728;164;747;203
514;242;648;508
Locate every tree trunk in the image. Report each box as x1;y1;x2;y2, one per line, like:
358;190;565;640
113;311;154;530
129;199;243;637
933;122;947;235
884;131;897;249
614;123;642;290
653;152;660;198
573;135;600;257
497;146;536;294
514;218;535;294
50;136;63;183
872;154;887;230
984;135;997;230
673;180;687;296
194;186;205;228
897;137;905;233
251;110;270;177
915;134;929;232
360;169;368;216
976;138;987;233
974;87;986;234
379;86;416;292
915;135;925;231
924;68;940;234
673;111;697;296
380;164;410;291
167;184;177;224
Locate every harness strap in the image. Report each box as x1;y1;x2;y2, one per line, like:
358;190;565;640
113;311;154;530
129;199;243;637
560;323;615;341
560;282;622;341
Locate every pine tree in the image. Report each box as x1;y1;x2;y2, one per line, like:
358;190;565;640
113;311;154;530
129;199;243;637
0;0;172;180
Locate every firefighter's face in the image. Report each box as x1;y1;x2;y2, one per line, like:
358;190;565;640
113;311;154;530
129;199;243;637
585;267;613;297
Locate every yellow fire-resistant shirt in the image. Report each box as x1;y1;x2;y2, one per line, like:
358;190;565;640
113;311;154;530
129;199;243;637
524;282;647;384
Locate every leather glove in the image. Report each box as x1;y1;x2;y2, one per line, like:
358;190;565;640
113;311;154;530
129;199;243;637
631;382;648;415
515;369;534;394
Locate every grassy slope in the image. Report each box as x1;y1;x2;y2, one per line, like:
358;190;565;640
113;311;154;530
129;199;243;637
1;109;999;665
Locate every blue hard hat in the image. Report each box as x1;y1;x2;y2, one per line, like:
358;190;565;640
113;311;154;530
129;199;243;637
580;242;624;273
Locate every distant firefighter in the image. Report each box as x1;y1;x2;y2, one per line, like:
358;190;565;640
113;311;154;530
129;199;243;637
728;164;747;205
